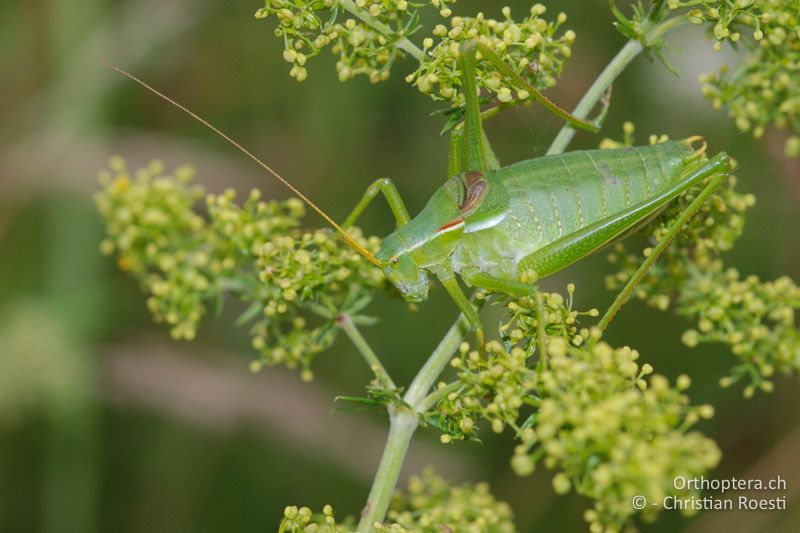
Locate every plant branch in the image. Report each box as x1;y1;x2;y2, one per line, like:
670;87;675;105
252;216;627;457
535;290;548;365
355;308;475;532
547;38;642;155
547;15;688;156
404;311;475;409
417;380;461;414
337;313;396;388
338;0;424;62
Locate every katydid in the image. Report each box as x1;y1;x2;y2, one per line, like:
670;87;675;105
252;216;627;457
107;42;731;345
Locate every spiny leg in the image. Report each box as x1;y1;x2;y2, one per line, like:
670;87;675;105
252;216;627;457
462;271;548;362
342;178;411;229
597;157;731;331
474;41;608;133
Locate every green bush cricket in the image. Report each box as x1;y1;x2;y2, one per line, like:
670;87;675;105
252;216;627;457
107;42;731;345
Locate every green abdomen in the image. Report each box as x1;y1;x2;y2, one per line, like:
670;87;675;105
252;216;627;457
451;142;694;279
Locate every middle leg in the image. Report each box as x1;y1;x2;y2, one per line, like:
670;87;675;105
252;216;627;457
462;270;548;361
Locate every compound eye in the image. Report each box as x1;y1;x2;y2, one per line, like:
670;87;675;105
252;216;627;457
390;256;400;269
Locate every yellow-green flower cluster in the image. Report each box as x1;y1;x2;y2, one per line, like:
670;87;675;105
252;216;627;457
278;470;515;532
254;1;574;108
431;286;719;532
96;160;304;342
378;469;516;533
523;338;720;532
407;5;575;104
252;226;384;381
500;285;599;352
434;339;536;442
680;265;800;396
255;0;424;83
695;1;800;156
602;128;799;391
667;0;766;50
426;284;599;443
278;503;351;532
95;158;208;340
206;187;304;268
95;159;385;378
432;287;598;442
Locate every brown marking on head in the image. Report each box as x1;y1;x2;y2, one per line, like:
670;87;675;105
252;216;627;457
463;171;483;186
459;176;487;216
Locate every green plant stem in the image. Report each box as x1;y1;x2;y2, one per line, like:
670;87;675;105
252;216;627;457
535;290;548;365
404;313;473;408
355;312;473;532
547;38;642;155
338;0;424;62
42;195;103;533
356;408;418;531
417;381;461;413
547;16;687;156
337;313;396;388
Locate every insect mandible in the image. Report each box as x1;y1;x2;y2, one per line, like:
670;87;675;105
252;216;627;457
108;41;731;345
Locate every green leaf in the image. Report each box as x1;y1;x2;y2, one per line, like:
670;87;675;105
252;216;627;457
351;314;379;326
609;0;633;30
333;395;385;412
235;301;263;326
304;301;334;319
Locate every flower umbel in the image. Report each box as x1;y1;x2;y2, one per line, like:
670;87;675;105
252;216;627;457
684;1;800;155
408;6;575;105
429;286;719;532
255;0;421;83
279;469;516;532
255;1;575;108
95;158;385;379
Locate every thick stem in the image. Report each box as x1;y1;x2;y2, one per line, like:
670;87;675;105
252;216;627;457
546;16;687;156
337;314;396;388
356;409;418;532
355;312;473;532
547;39;642;155
404;312;473;408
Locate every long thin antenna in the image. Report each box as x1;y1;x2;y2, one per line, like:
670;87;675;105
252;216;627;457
105;62;383;268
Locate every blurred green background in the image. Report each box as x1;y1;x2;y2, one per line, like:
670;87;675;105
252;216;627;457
1;0;799;532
